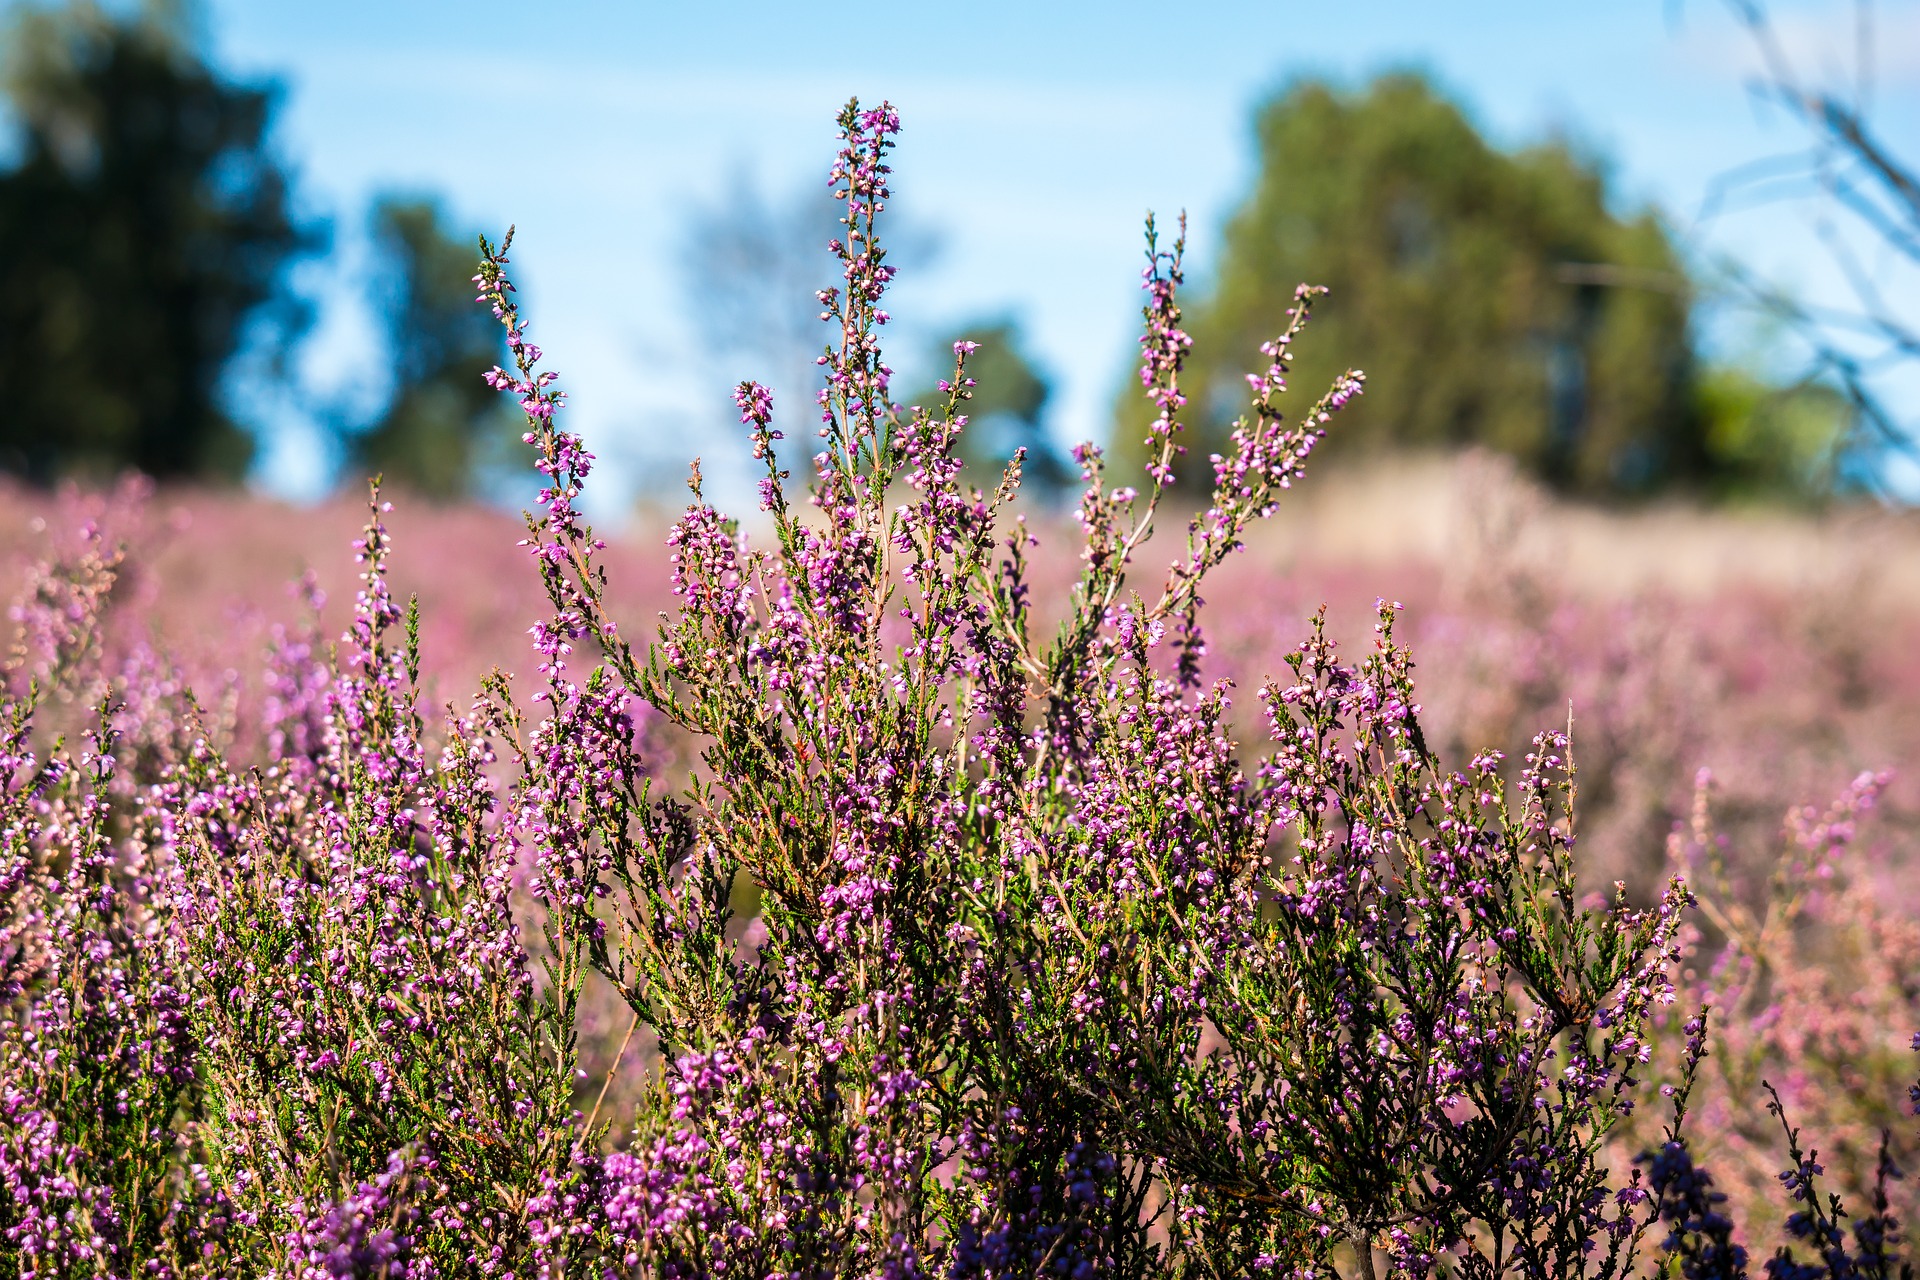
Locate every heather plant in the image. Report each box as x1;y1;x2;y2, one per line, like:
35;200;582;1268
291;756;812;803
456;98;1851;1277
165;491;594;1272
1645;769;1920;1259
1;95;1916;1280
0;510;258;1277
0;485;586;1274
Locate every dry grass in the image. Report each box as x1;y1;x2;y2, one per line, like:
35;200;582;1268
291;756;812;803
1235;449;1920;603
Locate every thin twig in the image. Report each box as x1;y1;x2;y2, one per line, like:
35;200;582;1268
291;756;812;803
584;1009;642;1136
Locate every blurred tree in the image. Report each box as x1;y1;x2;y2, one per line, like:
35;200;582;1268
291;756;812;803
349;195;515;500
1695;365;1850;503
900;318;1073;497
1115;73;1705;498
0;0;317;483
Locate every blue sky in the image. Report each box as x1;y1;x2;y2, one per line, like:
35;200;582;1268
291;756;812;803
197;0;1920;511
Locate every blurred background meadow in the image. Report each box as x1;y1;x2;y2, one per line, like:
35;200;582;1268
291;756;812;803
3;0;1919;1252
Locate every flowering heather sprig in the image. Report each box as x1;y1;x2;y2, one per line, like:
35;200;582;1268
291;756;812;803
1751;1081;1913;1280
738;379;788;518
816;100;902;473
1159;283;1365;685
1637;1010;1749;1280
1034;219;1367;729
473;228;671;1116
473;226;625;690
1136;212;1192;492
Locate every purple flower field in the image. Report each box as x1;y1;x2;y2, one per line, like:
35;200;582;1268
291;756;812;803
3;100;1916;1279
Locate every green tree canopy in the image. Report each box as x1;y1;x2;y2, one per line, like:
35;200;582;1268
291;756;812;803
902;317;1072;496
1116;72;1704;497
348;195;516;500
1694;364;1850;503
0;0;316;483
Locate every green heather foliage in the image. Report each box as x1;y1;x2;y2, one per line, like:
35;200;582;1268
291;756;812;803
1117;73;1703;497
0;98;1913;1280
